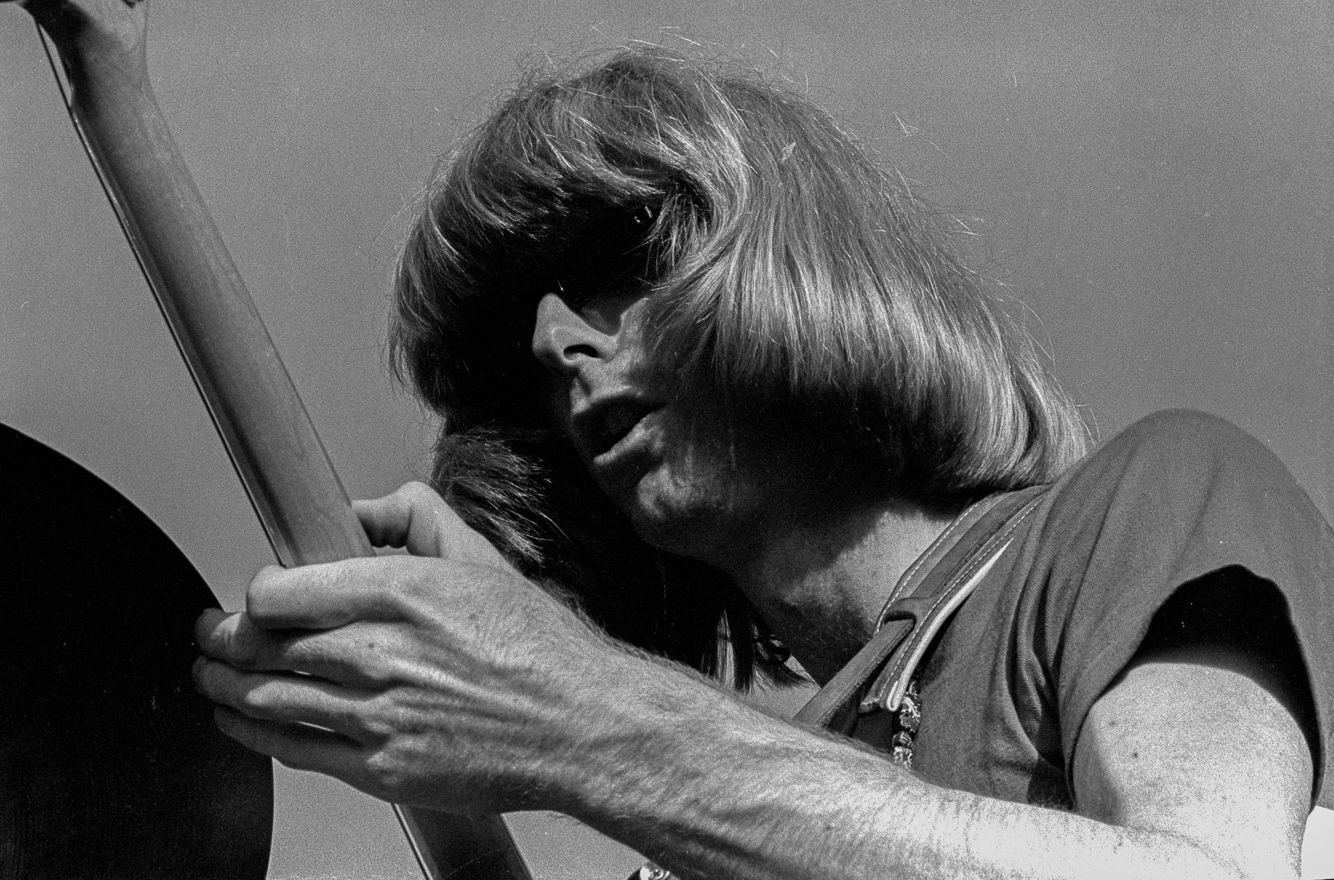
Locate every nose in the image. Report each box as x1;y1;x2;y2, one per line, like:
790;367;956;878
531;292;622;375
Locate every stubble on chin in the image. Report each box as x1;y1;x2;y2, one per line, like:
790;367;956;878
617;435;763;571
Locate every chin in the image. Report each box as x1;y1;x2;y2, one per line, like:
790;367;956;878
619;467;749;567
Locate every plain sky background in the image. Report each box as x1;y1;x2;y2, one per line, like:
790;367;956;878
1;1;1330;878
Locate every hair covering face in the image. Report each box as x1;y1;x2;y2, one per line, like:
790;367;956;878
389;49;1088;686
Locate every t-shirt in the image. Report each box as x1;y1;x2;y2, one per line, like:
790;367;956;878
851;410;1334;810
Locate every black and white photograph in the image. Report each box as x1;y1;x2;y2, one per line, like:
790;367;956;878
2;1;1330;877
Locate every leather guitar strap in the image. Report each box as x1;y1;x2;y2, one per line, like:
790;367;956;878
793;485;1047;733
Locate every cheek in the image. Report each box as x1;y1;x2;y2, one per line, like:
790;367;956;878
536;373;574;436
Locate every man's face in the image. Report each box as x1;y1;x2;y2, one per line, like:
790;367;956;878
530;288;819;572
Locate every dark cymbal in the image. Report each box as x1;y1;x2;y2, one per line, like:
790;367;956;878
0;423;272;879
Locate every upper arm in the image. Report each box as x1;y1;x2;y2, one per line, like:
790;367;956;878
1071;569;1314;879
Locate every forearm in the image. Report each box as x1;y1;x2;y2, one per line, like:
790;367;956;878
190;504;1304;879
548;652;1247;880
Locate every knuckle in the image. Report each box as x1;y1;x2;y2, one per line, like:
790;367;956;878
361;693;416;744
215;707;259;750
406;481;454;519
192;656;224;696
233;723;264;754
400;480;436;509
361;708;394;741
353;650;396;689
200;661;283;721
245;565;283;612
204;662;247;704
236;679;278;716
391;567;429;603
365;748;409;795
223;621;265;669
373;561;426;614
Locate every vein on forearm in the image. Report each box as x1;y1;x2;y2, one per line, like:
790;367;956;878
543;651;1251;880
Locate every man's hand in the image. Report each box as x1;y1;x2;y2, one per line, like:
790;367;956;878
194;484;1313;878
352;480;517;568
7;0;146;58
193;482;623;814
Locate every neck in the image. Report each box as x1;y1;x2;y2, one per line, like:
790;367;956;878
726;499;960;685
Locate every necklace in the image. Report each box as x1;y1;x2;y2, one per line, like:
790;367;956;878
888;676;921;769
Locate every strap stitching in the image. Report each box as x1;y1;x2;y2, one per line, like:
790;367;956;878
866;498;1041;710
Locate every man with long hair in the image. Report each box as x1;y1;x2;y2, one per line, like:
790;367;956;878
194;50;1332;878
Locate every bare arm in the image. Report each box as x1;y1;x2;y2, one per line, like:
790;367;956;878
514;628;1308;879
568;648;1308;880
194;483;1312;880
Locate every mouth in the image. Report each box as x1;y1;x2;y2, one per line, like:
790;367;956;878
575;397;658;460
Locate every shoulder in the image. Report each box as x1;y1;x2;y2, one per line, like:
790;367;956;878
1041;409;1319;550
1072;408;1287;485
1030;408;1332;599
1016;410;1334;807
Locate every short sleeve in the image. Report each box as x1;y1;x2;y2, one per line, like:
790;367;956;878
1031;410;1334;808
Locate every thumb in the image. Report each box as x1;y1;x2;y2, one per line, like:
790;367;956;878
354;481;507;565
353;481;448;555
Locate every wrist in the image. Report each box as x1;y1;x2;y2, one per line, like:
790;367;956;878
26;1;149;90
545;652;787;854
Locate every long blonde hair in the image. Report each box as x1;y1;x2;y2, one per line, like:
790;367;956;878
390;49;1088;685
